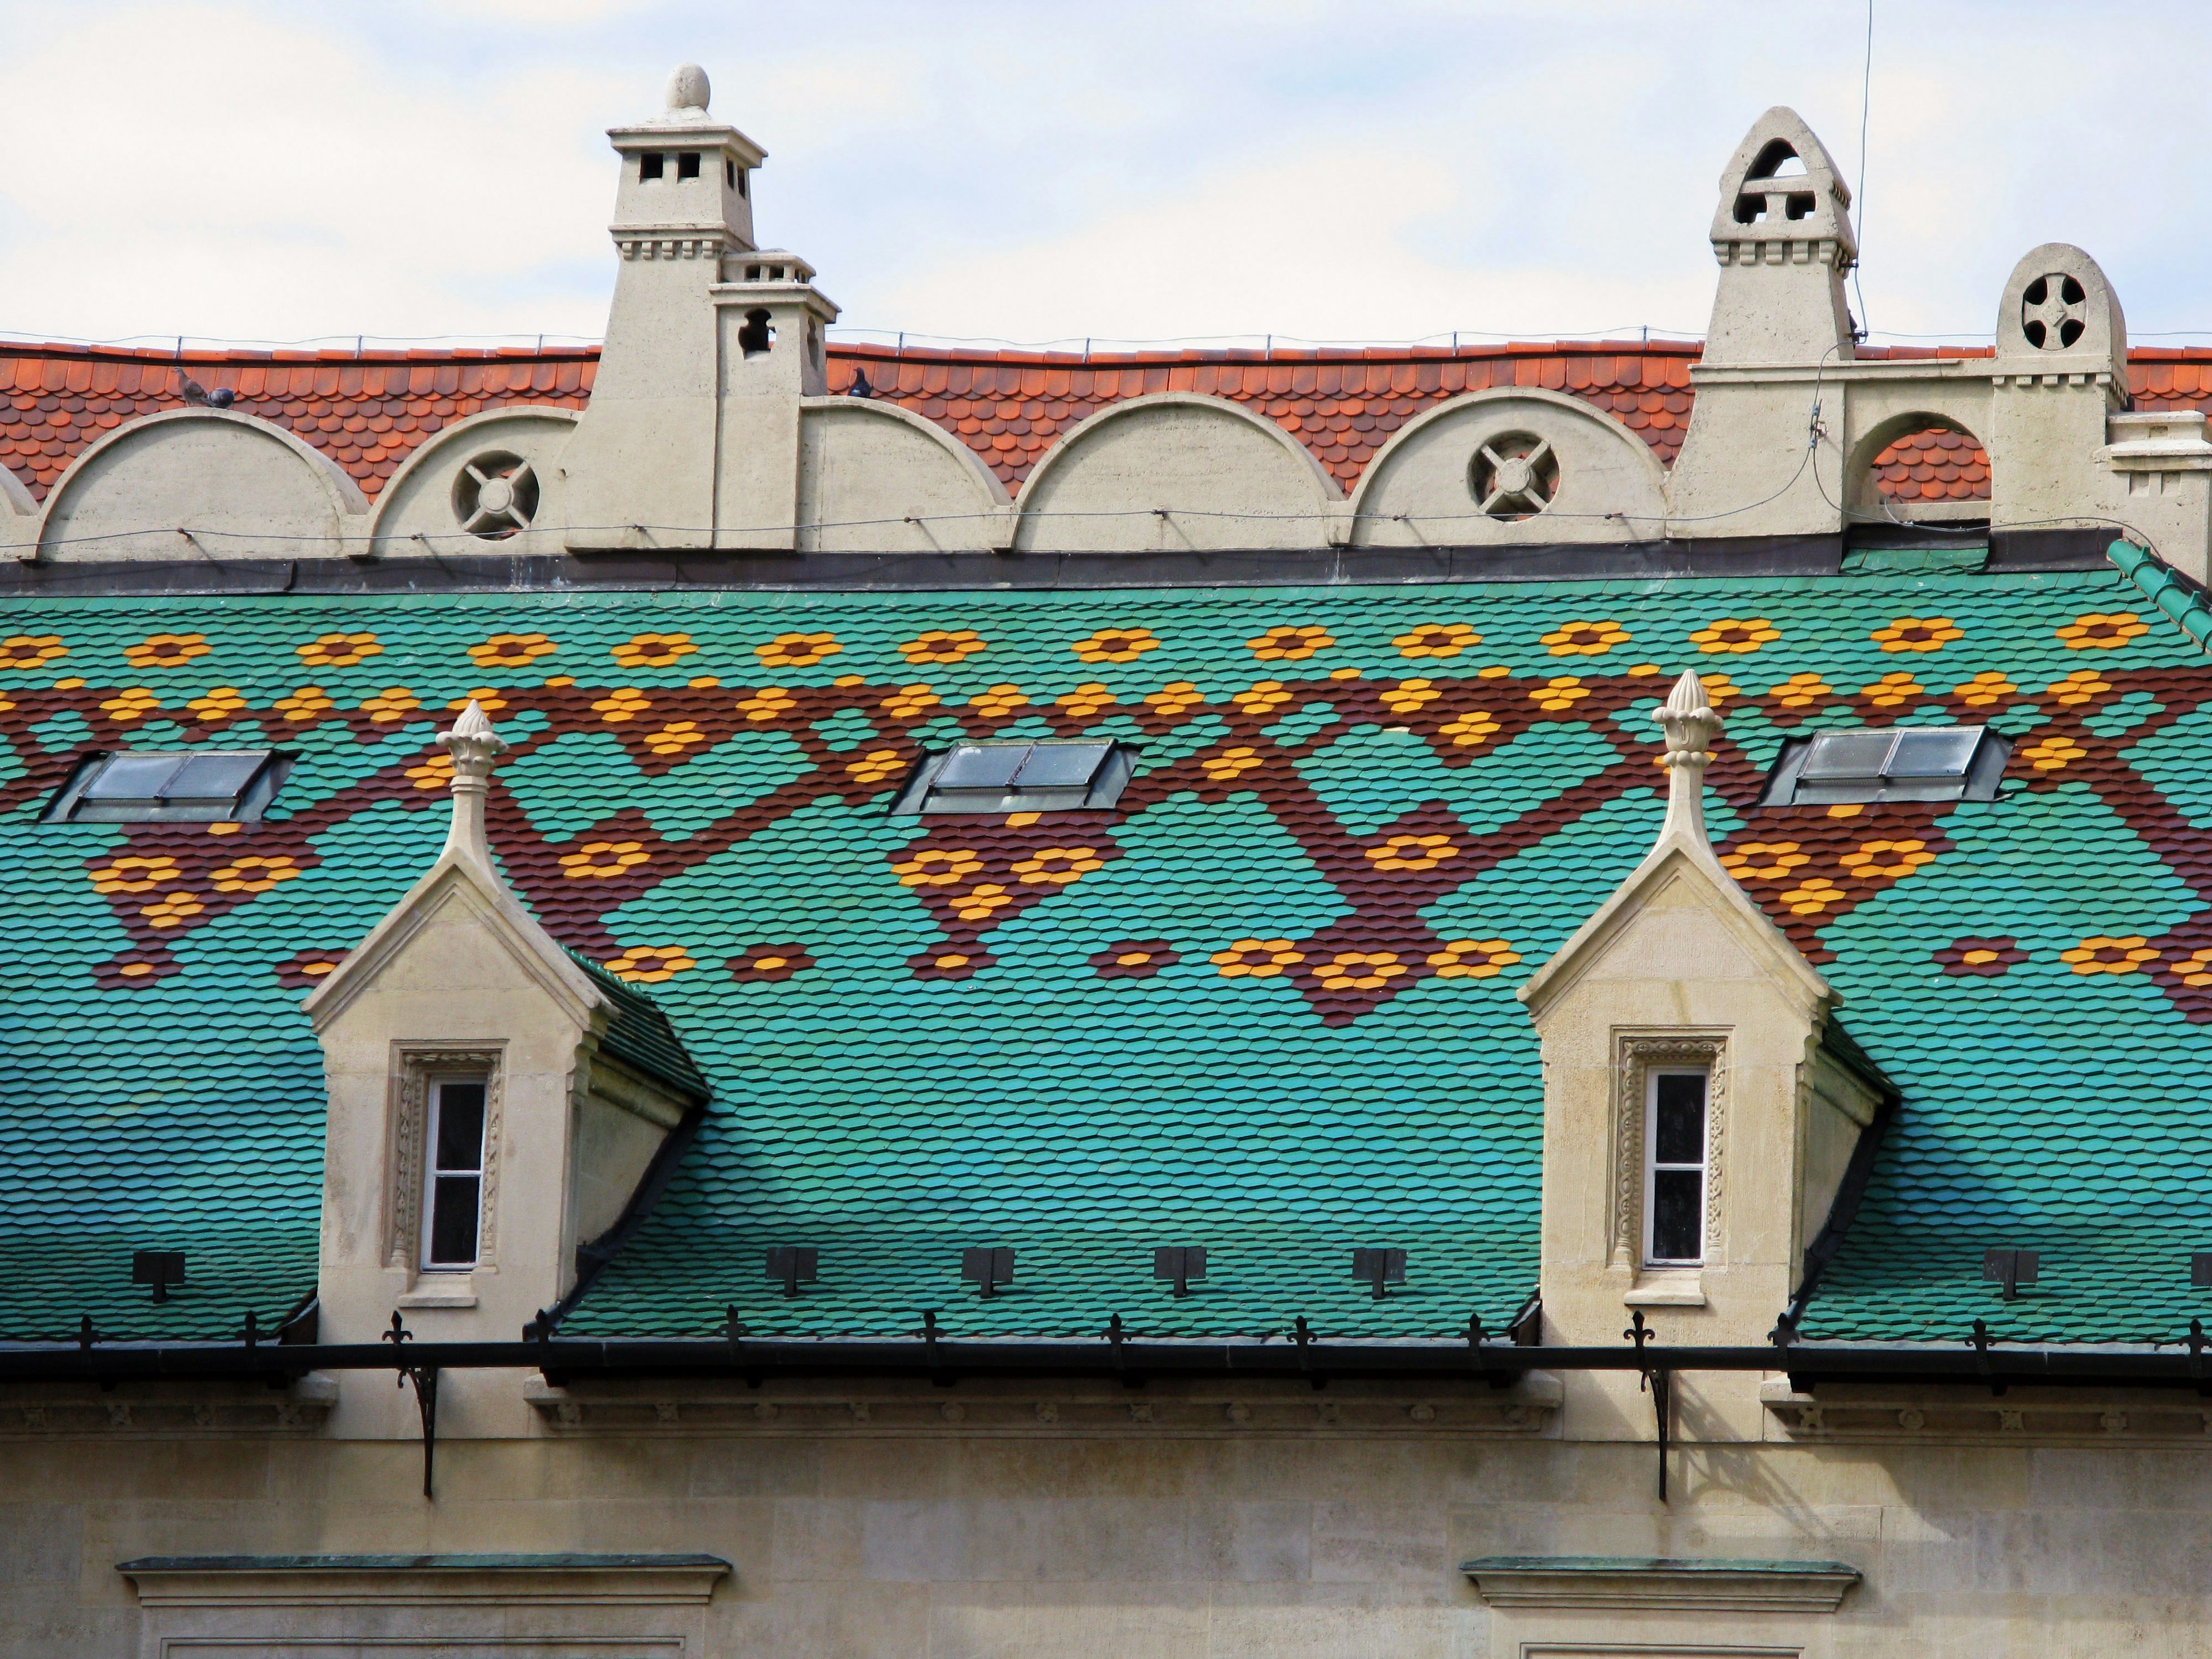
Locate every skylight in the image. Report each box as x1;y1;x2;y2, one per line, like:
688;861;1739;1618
891;740;1136;815
1759;726;2009;807
41;750;292;824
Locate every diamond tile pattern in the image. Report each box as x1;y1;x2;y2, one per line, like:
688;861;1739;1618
3;566;2210;1347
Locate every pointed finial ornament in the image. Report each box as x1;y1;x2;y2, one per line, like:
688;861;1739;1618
435;700;509;864
1653;670;1722;845
665;63;712;121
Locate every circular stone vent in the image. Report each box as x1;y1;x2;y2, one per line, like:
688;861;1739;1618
1471;434;1560;520
452;452;540;540
2021;273;2088;351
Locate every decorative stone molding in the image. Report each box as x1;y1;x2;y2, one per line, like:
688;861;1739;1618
1763;1377;2212;1444
118;1552;730;1609
0;1374;335;1439
385;1044;505;1272
1463;1555;1861;1613
525;1374;1562;1438
1609;1034;1729;1272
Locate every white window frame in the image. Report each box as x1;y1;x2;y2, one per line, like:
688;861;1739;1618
1642;1066;1711;1267
419;1073;491;1271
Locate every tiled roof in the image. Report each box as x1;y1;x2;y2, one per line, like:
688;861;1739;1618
0;344;596;502
566;949;712;1106
22;338;2212;510
5;560;2211;1346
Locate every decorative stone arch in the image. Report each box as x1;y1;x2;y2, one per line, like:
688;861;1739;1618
797;395;1013;553
369;406;581;555
1012;391;1341;552
1349;387;1669;546
1846;410;1991;525
37;408;368;562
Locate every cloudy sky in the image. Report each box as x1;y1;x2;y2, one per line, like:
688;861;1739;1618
0;0;2200;353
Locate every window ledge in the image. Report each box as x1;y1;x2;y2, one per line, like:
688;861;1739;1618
397;1281;478;1309
1624;1271;1707;1307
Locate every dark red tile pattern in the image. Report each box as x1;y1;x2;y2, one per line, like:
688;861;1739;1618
1872;427;1991;503
0;344;595;502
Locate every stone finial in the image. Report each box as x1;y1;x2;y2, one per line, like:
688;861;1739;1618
665;63;712;119
435;700;510;864
1653;670;1722;843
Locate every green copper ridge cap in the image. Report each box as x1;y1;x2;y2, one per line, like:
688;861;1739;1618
2109;537;2212;653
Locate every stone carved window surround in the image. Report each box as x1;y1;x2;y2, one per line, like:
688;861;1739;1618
1609;1032;1729;1293
388;1043;506;1285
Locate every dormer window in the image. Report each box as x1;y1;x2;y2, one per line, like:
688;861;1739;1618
41;749;291;824
1759;725;2009;807
638;151;665;181
422;1075;488;1270
892;741;1137;816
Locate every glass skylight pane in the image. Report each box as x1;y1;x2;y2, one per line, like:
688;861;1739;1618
1010;742;1112;790
935;744;1028;789
81;755;186;802
1886;728;1980;778
163;753;267;801
1800;731;1893;781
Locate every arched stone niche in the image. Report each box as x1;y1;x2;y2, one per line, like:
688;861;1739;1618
1995;243;2126;365
370;408;579;555
38;411;366;562
797;399;1010;552
1847;412;1991;525
1349;388;1668;546
1013;393;1340;552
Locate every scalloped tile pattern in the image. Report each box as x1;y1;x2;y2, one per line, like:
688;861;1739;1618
3;565;2210;1348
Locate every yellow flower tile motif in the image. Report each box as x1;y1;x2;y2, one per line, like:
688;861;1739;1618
1232;681;1295;717
185;687;248;724
1769;672;1834;709
950;884;1014;922
1394;623;1479;659
1202;747;1266;781
1056;683;1116;718
468;632;556;668
1211;938;1305;978
757;631;840;669
1071;627;1159;663
1012;846;1104;886
691;676;725;690
99;688;160;722
0;692;14;713
0;635;66;671
881;684;940;721
444;687;509;714
1954;671;2019;707
90;856;181;893
2056;612;2149;650
141;891;206;930
2048;669;2112;706
1870;616;1963;653
967;684;1028;718
738;687;797;723
206;823;243;835
846;749;907;785
1863;672;1925;709
2174;948;2212;988
1380;678;1441;715
1825;804;1864;819
643;721;707;756
1718;842;1809;881
1839;838;1937;880
604;945;696;983
2022;734;2086;771
297;632;381;669
2059;935;2161;975
404;755;453;791
1689;618;1780;654
1145;681;1205;717
1366;834;1460;873
1778;877;1843;915
53;677;86;690
559;840;652;878
1530;676;1589;711
1441;711;1501;748
1427;938;1521;978
613;632;696;669
1701;673;1743;703
1327;667;1362;681
211;855;301;893
361;688;421;724
900;629;987;664
1541;620;1629;657
893;849;983;888
125;632;211;670
1312;951;1408;991
1248;625;1335;661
